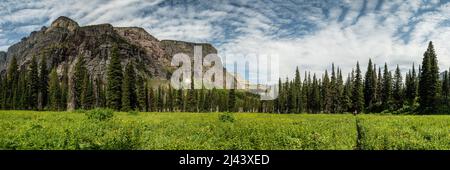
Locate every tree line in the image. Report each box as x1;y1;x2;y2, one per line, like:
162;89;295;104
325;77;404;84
275;41;448;114
0;45;261;112
0;41;447;114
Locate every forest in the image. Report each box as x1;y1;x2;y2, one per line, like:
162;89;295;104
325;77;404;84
0;41;447;115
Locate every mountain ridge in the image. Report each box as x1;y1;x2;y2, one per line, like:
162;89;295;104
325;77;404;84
0;16;219;110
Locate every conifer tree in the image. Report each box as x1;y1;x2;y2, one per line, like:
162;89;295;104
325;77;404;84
294;67;302;113
393;65;403;109
442;70;449;108
61;64;69;110
364;59;376;111
322;70;331;113
343;73;353;112
39;55;49;109
106;45;123;110
73;55;87;109
352;62;364;113
311;74;321;113
330;64;340;113
376;67;383;107
6;56;18;109
137;76;147;111
48;68;61;110
149;86;156;112
80;74;94;109
27;56;39;110
302;71;309;112
419;41;440;113
381;63;392;110
121;63;137;111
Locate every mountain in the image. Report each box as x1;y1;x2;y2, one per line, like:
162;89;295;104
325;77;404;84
0;16;217;78
0;16;219;109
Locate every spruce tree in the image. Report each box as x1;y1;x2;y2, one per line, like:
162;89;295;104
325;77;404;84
381;63;392;110
352;62;364;114
330;64;340;113
27;56;39;110
80;74;94;109
6;56;18;109
343;73;353;112
137;76;147;111
311;74;321;113
73;55;87;109
376;67;383;107
48;68;61;110
149;87;156;112
121;63;137;111
419;41;440;113
393;65;403;110
106;45;123;110
336;68;345;113
322;70;331;113
364;59;376;111
442;70;449;108
39;55;49;109
294;67;302;113
60;64;69;110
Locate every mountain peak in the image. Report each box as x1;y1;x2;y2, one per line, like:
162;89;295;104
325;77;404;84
50;16;79;32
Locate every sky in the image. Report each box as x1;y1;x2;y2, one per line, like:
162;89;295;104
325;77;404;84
1;0;450;81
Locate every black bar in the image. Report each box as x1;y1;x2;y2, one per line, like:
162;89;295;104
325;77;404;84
1;150;449;169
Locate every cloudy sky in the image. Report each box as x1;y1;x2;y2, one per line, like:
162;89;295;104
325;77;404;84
1;0;450;80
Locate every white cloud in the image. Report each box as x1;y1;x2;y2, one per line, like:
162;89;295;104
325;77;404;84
1;0;450;82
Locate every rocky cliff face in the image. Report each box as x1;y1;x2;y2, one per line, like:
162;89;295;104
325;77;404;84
0;51;6;73
0;16;218;78
0;16;219;109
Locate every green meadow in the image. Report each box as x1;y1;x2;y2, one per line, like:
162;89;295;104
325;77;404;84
0;110;449;150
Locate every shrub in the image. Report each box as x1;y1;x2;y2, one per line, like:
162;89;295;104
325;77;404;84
85;108;114;121
218;112;235;123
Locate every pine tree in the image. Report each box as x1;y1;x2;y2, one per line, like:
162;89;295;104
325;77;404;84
177;88;184;112
48;68;61;110
419;41;440;113
39;55;49;109
330;64;340;113
157;86;164;112
27;56;39;110
121;63;137;111
322;70;331;113
149;87;156;112
137;76;147;111
343;73;353;112
294;67;302;113
6;56;18;109
106;45;123;110
311;74;321;113
393;65;403;110
73;55;87;109
364;59;376;111
441;70;449;108
276;78;283;113
95;78;106;108
60;64;69;110
336;68;345;113
168;85;174;112
228;88;236;112
352;62;364;114
302;71;310;112
80;74;94;109
376;67;383;108
381;63;392;111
